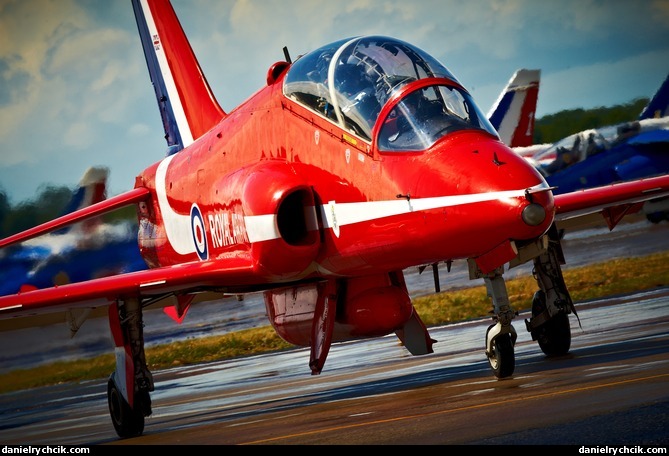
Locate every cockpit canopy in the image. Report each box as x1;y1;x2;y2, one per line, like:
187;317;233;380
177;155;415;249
283;36;498;151
532;129;608;175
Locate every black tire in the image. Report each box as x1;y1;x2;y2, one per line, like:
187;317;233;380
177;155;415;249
532;290;572;356
108;377;145;439
486;325;515;378
646;212;664;224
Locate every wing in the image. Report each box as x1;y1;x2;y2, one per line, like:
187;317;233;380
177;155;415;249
0;256;255;322
0;185;261;328
0;188;150;249
553;174;669;230
0;167;112;296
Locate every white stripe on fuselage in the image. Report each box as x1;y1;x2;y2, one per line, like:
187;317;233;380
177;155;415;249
156;155;194;254
157;154;539;253
316;189;531;238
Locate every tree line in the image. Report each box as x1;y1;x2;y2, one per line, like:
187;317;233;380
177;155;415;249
0;186;136;239
533;98;649;145
0;98;650;238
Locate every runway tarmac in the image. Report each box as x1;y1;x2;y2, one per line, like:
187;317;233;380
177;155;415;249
1;287;667;445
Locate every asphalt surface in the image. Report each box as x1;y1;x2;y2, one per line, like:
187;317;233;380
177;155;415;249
0;288;667;445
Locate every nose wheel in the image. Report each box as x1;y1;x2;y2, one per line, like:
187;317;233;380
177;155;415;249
485;323;516;378
477;266;518;379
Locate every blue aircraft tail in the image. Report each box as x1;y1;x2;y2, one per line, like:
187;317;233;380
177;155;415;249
638;73;669;120
60;167;108;216
488;69;541;148
54;167;109;235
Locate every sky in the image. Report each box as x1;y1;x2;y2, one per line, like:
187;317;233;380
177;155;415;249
0;0;668;205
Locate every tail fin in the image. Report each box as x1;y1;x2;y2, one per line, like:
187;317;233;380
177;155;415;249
488;69;541;148
638;73;669;120
132;0;226;154
55;167;109;235
60;167;109;216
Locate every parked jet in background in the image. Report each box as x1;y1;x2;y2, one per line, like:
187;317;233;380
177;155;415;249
0;167;146;315
530;72;669;222
1;0;669;439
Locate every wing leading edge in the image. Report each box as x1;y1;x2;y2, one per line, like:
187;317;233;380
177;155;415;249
0;188;150;249
0;185;261;320
553;174;669;229
0;256;256;321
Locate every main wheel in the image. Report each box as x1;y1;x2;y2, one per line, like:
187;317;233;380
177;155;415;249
108;377;145;438
531;290;572;356
486;325;515;378
646;212;664;224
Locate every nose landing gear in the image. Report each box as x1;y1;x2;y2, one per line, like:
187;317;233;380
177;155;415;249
472;225;577;379
481;269;518;379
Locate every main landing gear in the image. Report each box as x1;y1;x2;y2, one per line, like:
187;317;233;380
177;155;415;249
107;298;154;438
525;227;577;358
473;226;576;379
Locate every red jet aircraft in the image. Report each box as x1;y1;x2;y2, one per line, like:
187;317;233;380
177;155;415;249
2;0;669;439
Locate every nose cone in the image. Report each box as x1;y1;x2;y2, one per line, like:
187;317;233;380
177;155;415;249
453;132;553;235
401;131;555;252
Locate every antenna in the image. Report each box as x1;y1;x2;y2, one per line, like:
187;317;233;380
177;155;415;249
283;46;292;64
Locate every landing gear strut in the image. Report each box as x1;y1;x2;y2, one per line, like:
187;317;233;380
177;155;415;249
468;260;518;379
483;270;518;378
472;224;578;378
107;298;154;438
525;225;576;357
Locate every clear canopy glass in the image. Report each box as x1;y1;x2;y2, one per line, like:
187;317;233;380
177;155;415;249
283;36;498;150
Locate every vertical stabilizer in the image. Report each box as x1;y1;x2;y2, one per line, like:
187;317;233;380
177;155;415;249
132;0;226;154
638;73;669;120
488;69;541;148
60;167;109;216
55;166;109;235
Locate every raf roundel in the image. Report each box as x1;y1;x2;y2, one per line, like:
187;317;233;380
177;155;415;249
190;203;208;260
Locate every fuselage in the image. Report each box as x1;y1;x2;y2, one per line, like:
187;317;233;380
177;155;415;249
135;36;554;286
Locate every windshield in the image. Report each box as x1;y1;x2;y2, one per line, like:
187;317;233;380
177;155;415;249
377;84;493;151
283;35;497;147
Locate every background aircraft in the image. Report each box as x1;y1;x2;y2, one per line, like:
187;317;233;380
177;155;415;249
639;73;669;120
0;167;146;331
1;0;669;440
487;68;553;160
530;72;669;222
487;68;541;149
